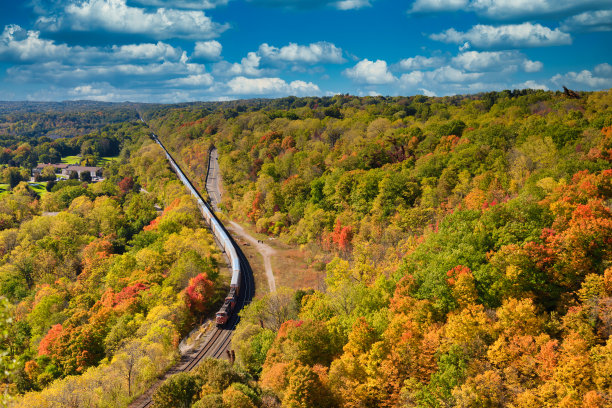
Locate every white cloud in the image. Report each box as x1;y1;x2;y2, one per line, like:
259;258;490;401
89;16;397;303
397;55;445;70
343;59;396;84
419;88;437;97
6;57;207;88
210;41;345;79
226;76;320;95
258;42;345;64
130;0;230;9
452;51;542;72
398;66;486;91
523;60;543;73
0;24;70;62
193;40;222;60
112;42;182;61
246;0;372;10
410;0;611;20
561;9;612;32
431;23;572;48
213;52;264;77
0;25;186;66
397;65;495;95
335;0;371;10
429;66;482;82
552;67;612;90
60;81;202;102
37;0;228;40
410;0;467;13
167;73;214;87
512;80;549;90
594;63;612;77
399;71;425;86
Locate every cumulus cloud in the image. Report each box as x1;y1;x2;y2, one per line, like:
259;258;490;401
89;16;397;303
594;63;612;77
343;59;396;84
335;0;372;10
212;52;264;77
428;66;482;82
166;73;214;87
210;41;345;79
394;62;541;96
129;0;230;9
452;51;542;72
561;9;612;32
111;42;183;61
0;25;186;67
226;76;320;95
246;0;372;10
398;70;425;87
396;55;445;70
430;23;572;48
523;60;544;73
0;24;70;62
410;0;467;13
6;56;207;88
512;80;549;90
193;40;222;60
410;0;611;20
258;42;345;64
419;88;437;97
59;81;200;102
37;0;228;40
551;63;612;90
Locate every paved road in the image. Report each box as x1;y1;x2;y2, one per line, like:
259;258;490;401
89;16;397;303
207;148;277;293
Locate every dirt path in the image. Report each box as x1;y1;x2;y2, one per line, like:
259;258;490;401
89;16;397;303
228;221;277;292
207;148;277;293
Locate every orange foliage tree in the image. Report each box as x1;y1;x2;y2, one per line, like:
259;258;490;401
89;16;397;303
184;273;215;317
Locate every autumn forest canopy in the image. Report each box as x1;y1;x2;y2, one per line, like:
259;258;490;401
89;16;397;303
0;89;611;407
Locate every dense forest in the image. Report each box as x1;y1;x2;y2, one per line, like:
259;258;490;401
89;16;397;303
0;89;611;407
0;102;136;169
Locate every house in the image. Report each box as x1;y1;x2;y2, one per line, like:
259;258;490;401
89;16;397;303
61;165;103;178
32;163;70;174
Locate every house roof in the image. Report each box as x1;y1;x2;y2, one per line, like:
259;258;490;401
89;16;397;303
36;163;70;169
65;165;102;172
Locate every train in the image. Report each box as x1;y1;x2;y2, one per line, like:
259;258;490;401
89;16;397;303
143;119;241;327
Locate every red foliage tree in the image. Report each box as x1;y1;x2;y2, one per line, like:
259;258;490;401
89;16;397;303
185;273;215;317
38;324;63;356
332;220;353;252
118;176;135;194
248;192;264;223
113;282;149;312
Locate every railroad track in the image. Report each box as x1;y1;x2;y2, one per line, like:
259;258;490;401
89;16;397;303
129;121;255;408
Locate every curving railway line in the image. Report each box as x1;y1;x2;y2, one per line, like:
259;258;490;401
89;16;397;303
129;120;255;408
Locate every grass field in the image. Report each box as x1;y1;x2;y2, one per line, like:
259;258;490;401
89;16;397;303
60;155;118;165
60;155;81;164
99;156;119;164
28;182;47;195
0;184;9;197
230;221;325;296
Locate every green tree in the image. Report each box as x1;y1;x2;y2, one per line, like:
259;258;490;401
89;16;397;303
152;372;199;408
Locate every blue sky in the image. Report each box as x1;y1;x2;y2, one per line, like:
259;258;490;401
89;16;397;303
0;0;611;102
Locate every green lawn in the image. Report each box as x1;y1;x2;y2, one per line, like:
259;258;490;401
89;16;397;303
0;182;48;197
98;156;119;164
28;182;48;195
59;155;118;165
60;155;81;165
